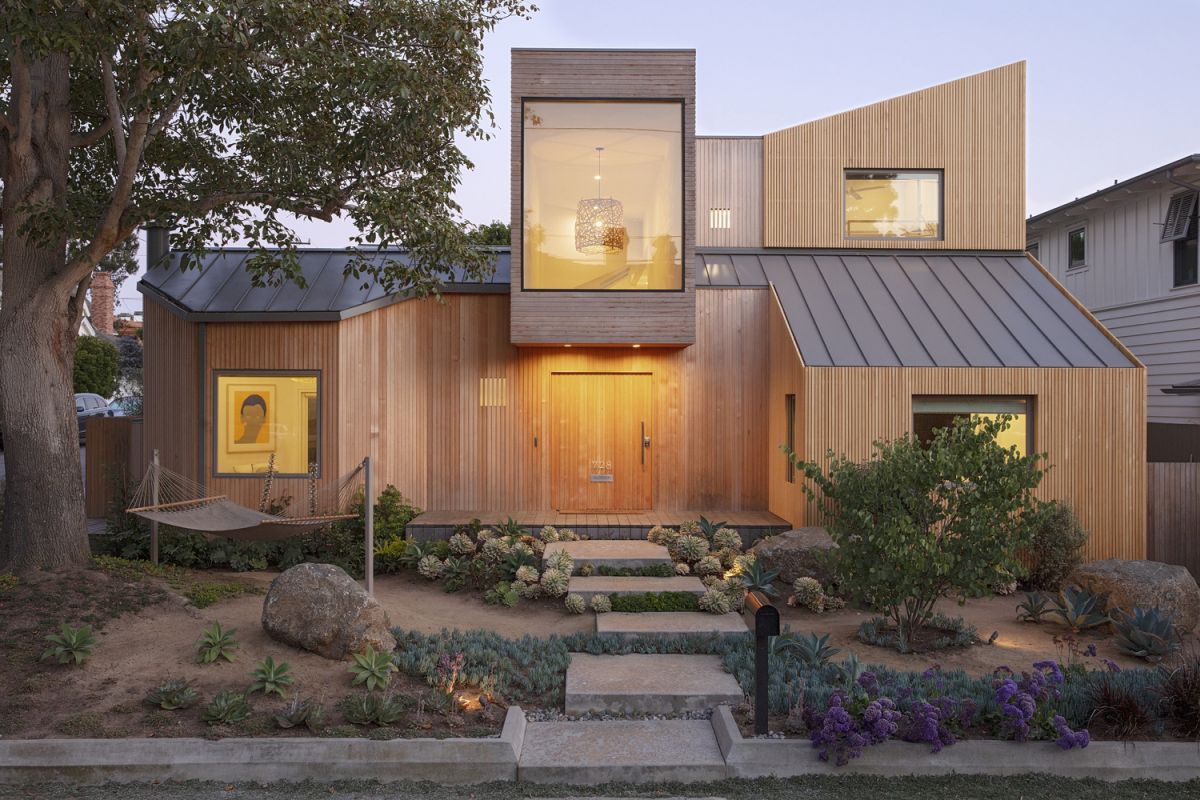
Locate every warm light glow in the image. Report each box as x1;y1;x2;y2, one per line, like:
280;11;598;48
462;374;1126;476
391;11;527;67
632;344;641;349
215;373;318;475
563;343;572;348
845;170;941;239
455;692;483;711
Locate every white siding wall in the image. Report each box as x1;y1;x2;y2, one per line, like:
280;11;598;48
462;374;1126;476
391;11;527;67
1029;184;1200;424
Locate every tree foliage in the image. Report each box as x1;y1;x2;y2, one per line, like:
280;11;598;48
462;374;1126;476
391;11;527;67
787;415;1045;645
73;335;120;396
466;219;510;246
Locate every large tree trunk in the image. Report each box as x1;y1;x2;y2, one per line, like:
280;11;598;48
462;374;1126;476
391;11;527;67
0;50;91;572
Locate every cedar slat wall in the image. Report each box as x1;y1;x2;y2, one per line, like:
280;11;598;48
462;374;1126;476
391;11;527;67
696;137;763;248
1148;463;1200;579
510;49;697;345
763;62;1026;250
142;301;199;481
767;291;806;526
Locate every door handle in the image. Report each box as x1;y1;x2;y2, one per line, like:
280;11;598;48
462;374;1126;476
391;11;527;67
641;421;650;465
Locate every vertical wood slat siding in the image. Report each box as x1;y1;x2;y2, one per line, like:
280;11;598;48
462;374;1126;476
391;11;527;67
696;137;763;248
510;49;697;345
763;62;1025;250
1148;463;1200;579
767;291;806;525
766;293;1147;561
142;301;199;481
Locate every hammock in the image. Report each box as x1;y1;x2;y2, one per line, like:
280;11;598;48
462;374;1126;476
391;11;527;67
126;460;362;542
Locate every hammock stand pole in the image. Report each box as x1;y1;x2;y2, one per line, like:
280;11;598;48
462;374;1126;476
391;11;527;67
364;456;374;597
150;450;160;565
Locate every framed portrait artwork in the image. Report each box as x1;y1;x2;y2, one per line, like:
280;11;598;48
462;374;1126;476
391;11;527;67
225;383;277;453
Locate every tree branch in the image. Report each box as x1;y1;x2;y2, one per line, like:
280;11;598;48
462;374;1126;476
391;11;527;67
70;117;114;148
100;54;126;167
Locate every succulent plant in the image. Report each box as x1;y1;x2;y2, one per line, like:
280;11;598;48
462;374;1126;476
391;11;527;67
712;527;743;552
557;528;580;542
41;623;96;665
274;696;325;732
515;565;540;585
492;517;528;538
590;594;612;613
646;525;678;547
698;588;733;615
792;577;824;610
694;555;723;577
669;534;710;564
249;656;294;697
202;690;252;725
441;556;471;593
1016;591;1053;623
341;692;407;726
511;541;535;560
564;593;586;614
577;562;594;577
540;568;569;598
738;561;781;598
1049;584;1111;631
774;631;840;668
484;580;519;607
417;554;445;580
196;620;239;664
678;520;702;535
538;525;560;543
697;515;729;542
146;678;199;710
674;562;691;576
1112;607;1182;662
447;532;476;556
480;537;511;564
349;645;397;691
514;580;542;600
543;549;574;575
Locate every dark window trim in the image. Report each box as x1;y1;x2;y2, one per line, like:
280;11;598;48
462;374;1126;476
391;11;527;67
1172;195;1199;288
211;369;322;479
785;393;796;483
911;394;1035;455
1067;226;1087;270
1026;241;1040;261
842;168;945;242
519;97;687;293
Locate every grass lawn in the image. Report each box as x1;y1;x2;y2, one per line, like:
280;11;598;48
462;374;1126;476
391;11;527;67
1;776;1198;799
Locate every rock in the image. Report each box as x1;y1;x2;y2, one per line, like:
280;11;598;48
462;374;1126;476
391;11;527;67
748;527;837;586
1069;559;1200;633
262;563;395;659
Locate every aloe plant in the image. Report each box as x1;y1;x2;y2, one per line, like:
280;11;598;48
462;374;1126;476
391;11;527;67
349;645;397;690
341;692;407;726
1112;607;1181;662
249;656;294;697
774;631;840;668
1048;584;1111;632
738;560;781;598
196;621;239;664
202;690;252;725
274;697;326;732
146;678;200;710
1015;591;1053;623
41;623;96;665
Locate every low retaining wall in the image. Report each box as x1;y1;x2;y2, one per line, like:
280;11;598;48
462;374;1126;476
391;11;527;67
711;705;1200;782
0;706;526;785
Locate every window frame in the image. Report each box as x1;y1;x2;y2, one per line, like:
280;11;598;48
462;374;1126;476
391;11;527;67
1171;194;1199;288
1067;226;1088;270
912;394;1035;456
211;369;323;479
519;96;687;293
1026;241;1040;262
842;168;945;241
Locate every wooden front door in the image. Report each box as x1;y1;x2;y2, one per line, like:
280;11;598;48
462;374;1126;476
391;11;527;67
551;373;652;511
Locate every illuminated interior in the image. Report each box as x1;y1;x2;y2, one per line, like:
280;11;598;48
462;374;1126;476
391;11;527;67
523;100;683;290
845;170;942;239
912;396;1030;455
214;373;319;475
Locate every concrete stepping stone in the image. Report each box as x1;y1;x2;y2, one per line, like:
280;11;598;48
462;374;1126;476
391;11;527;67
595;611;748;638
518;719;727;784
564;653;744;715
545;539;673;569
567;575;706;602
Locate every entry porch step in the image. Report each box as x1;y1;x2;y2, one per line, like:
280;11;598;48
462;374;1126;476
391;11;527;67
595;611;748;638
565;653;744;716
518;718;727;784
545;540;673;570
567;575;706;602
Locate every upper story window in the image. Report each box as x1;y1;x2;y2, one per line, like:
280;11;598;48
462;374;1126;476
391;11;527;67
214;372;319;477
1067;226;1087;269
844;169;942;240
1027;241;1040;261
522;100;683;291
1163;191;1198;288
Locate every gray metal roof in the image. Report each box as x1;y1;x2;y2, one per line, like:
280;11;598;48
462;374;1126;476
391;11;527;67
138;247;510;321
697;249;1136;368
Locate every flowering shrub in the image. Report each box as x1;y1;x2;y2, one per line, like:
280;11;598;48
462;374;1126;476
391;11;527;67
992;661;1070;743
809;694;901;765
1052;714;1090;749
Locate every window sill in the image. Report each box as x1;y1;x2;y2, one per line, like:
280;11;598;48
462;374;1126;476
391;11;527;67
1065;265;1089;275
1169;282;1200;294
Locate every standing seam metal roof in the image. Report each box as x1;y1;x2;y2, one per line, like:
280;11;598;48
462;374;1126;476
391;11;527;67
696;249;1135;368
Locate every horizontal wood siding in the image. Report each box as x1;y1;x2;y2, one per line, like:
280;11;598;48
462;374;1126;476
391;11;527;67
1148;462;1200;579
697;137;763;248
771;363;1146;562
763;62;1025;250
510;49;696;345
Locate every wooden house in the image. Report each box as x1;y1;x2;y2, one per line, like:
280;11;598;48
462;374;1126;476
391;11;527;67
139;50;1146;559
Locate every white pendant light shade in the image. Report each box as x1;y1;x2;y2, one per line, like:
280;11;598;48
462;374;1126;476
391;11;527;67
574;197;627;253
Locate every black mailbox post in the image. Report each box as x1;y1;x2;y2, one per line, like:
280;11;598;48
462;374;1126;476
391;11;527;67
745;590;780;736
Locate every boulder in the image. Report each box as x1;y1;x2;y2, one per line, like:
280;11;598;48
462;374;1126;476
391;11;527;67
1068;559;1200;633
262;563;395;659
749;527;837;586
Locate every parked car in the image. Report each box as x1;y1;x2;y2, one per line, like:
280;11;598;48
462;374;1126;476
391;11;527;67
108;396;143;417
76;392;115;443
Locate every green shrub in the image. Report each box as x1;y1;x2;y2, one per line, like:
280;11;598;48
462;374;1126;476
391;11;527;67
593;564;674;577
1021;501;1088;591
0;571;18;597
73;336;120;396
856;613;978;653
185;581;253;609
788;414;1043;647
41;624;97;665
609;591;700;613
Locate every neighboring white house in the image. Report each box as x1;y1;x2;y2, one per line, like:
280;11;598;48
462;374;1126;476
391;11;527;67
1027;154;1200;459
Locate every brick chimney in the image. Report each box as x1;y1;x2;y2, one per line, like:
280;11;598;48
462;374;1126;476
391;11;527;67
90;271;115;336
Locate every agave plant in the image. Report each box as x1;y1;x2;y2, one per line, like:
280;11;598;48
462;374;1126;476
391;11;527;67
274;696;326;732
249;656;294;697
697;515;729;541
1112;607;1182;662
202;690;252;725
41;623;96;665
341;692;407;726
774;631;841;668
196;621;239;664
1016;591;1053;624
441;556;471;593
492;517;528;538
146;678;199;710
349;645;397;691
499;548;538;582
737;561;781;598
1049;584;1111;632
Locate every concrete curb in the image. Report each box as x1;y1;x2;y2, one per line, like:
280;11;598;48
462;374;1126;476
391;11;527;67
0;706;526;785
711;705;1200;781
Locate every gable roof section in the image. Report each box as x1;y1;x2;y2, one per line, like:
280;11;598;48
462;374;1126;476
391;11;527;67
138;248;510;321
697;249;1137;368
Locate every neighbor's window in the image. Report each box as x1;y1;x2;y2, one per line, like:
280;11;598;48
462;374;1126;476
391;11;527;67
912;396;1031;456
522;100;683;290
1027;241;1040;261
1068;227;1087;269
214;372;319;476
1164;191;1199;287
844;169;942;239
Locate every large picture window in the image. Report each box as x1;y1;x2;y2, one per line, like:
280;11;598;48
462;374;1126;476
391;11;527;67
912;396;1031;456
844;169;942;239
522;100;683;290
214;372;319;476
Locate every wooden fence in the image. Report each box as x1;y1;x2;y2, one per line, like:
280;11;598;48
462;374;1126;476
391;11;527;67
84;416;144;519
1147;462;1200;580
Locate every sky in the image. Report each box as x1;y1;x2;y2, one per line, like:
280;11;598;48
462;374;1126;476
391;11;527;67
117;0;1200;312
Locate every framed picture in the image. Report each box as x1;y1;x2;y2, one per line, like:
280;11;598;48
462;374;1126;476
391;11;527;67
225;383;276;453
